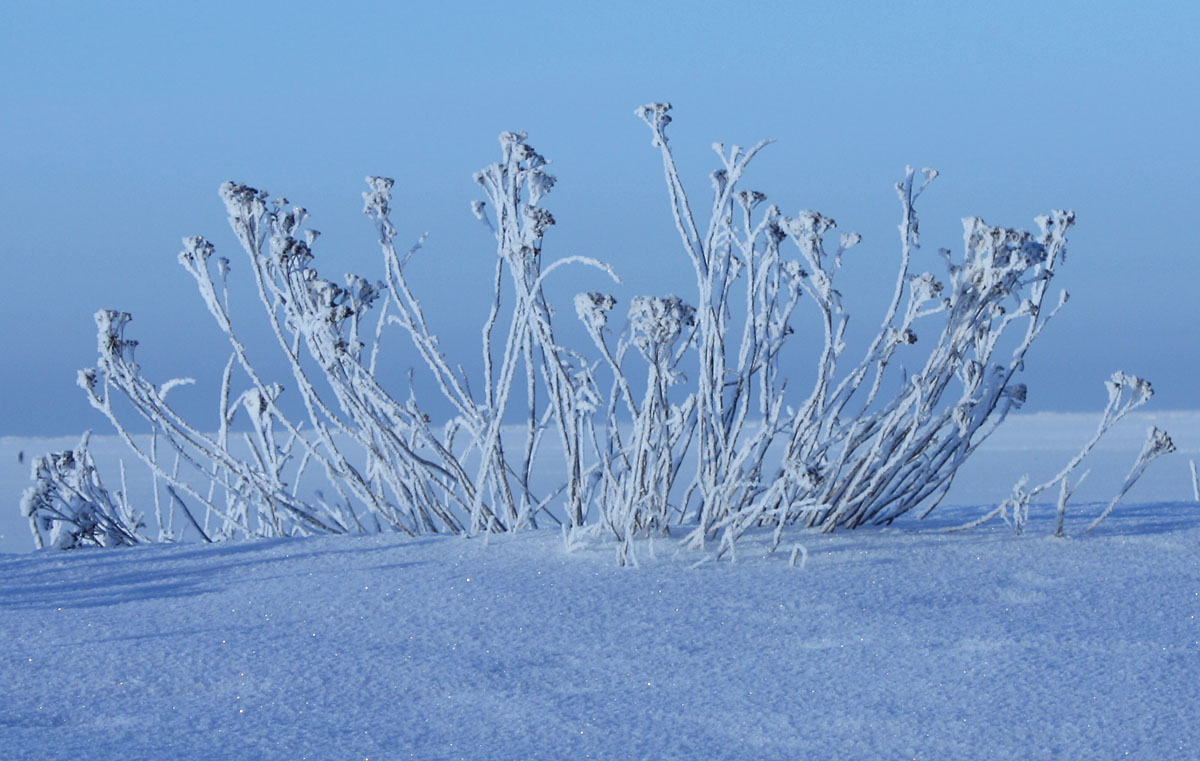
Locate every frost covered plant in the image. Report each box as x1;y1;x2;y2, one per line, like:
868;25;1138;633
631;102;1073;558
949;372;1173;537
601;295;698;561
53;129;615;549
31;103;1102;561
466;131;618;531
955;372;1159;535
21;433;145;549
1084;425;1175;534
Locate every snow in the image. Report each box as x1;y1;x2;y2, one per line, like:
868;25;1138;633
2;413;1199;759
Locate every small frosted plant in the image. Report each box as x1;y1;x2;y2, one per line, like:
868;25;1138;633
948;372;1172;536
21;433;145;549
1084;425;1175;534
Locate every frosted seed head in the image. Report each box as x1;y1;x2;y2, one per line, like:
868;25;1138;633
1034;214;1051;237
515;143;537;163
19;485;40;518
498;131;534;163
796;210;836;236
1107;371;1153;404
362;178;397;239
635;102;672;125
629;295;695;357
736;190;767;210
77;368;97;392
910;272;943;303
887;326;918;345
220;182;268;220
575;292;617;332
362;177;394;214
1143;427;1176;458
635;102;673;145
522;206;555;240
365;176;394;192
498;131;525;148
94;310;136;362
527;169;556;203
345;274;384;309
180;236;214;266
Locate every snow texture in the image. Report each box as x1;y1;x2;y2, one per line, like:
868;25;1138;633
2;413;1199;759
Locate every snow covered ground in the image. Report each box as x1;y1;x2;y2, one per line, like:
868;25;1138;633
2;413;1198;760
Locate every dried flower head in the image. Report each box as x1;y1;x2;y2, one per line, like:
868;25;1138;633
522;205;555;242
1141;426;1176;459
575;292;617;332
362;176;397;240
179;236;214;269
635;102;673;146
629;295;695;359
736;190;768;211
94;310;137;367
345;273;385;310
910;272;944;304
1107;371;1154;406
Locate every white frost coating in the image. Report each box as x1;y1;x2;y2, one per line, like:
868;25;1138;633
949;372;1168;537
28;104;1159;562
1084;426;1175;533
22;432;146;549
631;103;1082;557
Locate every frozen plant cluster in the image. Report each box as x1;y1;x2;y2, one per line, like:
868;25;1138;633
22;432;143;549
24;104;1163;560
950;372;1175;537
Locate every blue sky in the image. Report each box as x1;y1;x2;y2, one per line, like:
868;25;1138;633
2;1;1197;435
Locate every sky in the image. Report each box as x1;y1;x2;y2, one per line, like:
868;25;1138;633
1;0;1197;435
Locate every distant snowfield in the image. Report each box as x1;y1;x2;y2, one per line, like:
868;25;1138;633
2;413;1198;760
